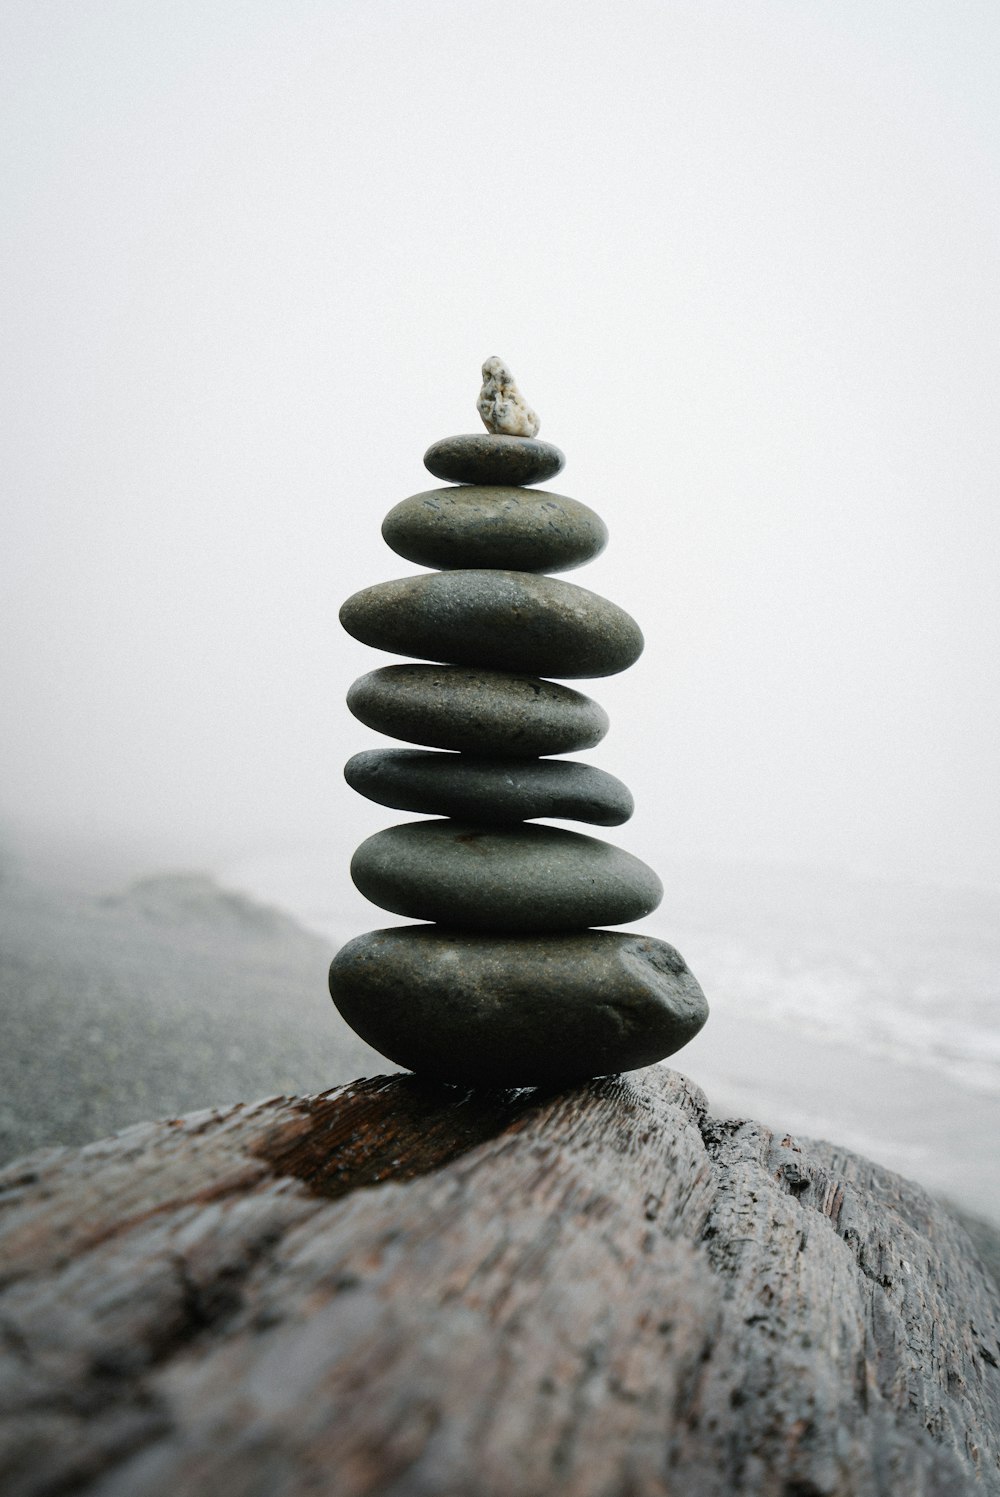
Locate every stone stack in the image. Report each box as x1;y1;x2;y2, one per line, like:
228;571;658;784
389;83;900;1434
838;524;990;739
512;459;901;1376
329;363;708;1085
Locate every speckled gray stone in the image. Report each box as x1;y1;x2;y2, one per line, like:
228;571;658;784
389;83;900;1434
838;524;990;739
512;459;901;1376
346;666;609;756
350;820;662;931
381;486;608;574
477;356;540;437
340;571;643;680
344;749;634;826
424;434;565;487
329;927;708;1083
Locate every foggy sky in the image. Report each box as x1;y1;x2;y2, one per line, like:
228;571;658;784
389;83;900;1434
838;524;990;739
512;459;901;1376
2;0;999;891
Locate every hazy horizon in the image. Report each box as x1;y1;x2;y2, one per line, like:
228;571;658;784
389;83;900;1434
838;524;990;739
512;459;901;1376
3;2;999;894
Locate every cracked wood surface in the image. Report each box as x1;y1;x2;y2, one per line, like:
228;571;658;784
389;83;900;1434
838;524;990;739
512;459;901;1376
0;1068;998;1497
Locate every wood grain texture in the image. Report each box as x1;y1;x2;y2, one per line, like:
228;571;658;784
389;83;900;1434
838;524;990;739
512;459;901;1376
0;1069;997;1496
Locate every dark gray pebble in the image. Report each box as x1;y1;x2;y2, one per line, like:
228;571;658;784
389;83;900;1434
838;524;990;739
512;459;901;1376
347;666;609;756
424;433;565;486
329;926;708;1084
340;570;643;679
344;749;633;826
350;819;662;931
381;486;607;574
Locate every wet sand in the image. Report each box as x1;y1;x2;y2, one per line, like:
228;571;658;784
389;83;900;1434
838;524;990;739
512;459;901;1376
0;869;384;1165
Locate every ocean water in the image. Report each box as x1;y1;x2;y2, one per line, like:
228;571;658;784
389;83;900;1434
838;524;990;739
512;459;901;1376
220;844;1000;1221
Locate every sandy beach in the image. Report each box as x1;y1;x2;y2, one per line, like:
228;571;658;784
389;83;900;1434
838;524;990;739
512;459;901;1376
0;866;384;1166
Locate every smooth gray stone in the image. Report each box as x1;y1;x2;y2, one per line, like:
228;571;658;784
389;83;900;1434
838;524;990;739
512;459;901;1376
340;571;643;679
329;927;708;1083
350;820;662;931
347;666;609;756
344;749;633;826
381;486;607;574
424;433;565;486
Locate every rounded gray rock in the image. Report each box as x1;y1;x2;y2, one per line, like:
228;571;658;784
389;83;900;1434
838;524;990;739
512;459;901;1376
340;570;643;679
381;486;608;574
350;819;663;931
329;927;708;1084
424;433;565;487
347;666;609;756
344;749;633;826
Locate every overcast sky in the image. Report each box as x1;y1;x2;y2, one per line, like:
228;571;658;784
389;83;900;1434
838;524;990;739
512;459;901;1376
2;0;998;891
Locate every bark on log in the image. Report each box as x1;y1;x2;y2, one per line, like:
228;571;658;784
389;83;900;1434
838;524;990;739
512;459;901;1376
0;1068;998;1497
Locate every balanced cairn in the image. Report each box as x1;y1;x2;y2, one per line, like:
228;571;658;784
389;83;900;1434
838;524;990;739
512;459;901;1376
329;359;708;1084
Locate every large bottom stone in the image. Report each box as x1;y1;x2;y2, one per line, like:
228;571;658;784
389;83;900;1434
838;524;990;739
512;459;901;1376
328;926;709;1083
350;819;662;931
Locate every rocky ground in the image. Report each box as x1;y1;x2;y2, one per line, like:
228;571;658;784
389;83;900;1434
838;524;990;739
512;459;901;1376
2;1070;998;1495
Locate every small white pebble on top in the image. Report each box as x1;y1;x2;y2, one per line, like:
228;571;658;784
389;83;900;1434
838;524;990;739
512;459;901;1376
477;356;540;438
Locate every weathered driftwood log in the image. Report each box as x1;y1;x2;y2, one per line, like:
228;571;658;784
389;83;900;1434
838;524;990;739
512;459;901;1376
0;1068;998;1496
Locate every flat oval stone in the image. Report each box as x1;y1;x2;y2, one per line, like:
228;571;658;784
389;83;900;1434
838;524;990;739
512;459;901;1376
347;666;609;756
340;571;643;679
329;927;708;1084
344;749;633;826
424;433;565;486
381;487;607;574
350;820;662;931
